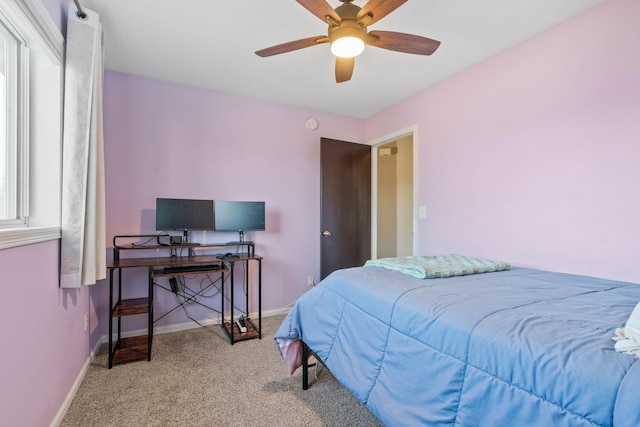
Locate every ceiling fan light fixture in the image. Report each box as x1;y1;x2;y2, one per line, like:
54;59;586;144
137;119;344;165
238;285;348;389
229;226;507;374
331;36;364;58
329;24;365;58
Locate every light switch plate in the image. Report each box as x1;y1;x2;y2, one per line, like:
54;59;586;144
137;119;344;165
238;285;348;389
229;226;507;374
418;206;427;219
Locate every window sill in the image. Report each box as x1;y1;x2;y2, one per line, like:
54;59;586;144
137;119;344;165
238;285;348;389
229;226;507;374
0;226;61;250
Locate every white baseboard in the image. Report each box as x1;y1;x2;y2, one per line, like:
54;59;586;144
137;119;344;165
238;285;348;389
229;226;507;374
97;307;291;345
49;357;90;427
50;336;104;426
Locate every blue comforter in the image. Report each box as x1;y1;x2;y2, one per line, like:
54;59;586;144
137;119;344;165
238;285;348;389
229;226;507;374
275;266;640;426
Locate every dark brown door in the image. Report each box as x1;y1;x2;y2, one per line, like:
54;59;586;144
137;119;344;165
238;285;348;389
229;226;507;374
320;138;371;279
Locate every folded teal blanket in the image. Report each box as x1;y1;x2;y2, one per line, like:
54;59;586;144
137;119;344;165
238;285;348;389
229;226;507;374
364;254;511;279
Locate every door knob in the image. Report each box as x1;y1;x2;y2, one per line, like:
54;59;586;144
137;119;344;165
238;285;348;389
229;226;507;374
322;230;332;237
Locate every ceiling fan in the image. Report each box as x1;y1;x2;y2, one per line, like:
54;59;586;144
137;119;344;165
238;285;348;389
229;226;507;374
255;0;441;83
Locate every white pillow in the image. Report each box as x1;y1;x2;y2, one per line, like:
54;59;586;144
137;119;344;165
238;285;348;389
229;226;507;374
614;301;640;355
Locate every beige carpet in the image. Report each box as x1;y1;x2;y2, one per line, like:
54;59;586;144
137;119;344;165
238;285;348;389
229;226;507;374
61;314;384;426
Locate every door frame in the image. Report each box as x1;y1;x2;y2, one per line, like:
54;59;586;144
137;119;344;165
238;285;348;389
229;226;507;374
367;124;419;259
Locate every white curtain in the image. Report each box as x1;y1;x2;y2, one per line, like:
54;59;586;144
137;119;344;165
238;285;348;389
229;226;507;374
60;6;106;288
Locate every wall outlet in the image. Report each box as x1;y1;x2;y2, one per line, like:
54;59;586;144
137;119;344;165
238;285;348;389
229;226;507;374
84;313;89;331
307;275;314;287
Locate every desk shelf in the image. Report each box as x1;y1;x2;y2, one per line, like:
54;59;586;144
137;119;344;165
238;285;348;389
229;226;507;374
223;317;260;342
113;297;149;316
112;335;149;365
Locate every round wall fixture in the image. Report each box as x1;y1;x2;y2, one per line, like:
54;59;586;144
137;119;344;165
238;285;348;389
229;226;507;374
305;118;318;130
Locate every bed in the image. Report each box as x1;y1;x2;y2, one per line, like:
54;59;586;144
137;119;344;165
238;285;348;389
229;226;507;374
275;255;640;427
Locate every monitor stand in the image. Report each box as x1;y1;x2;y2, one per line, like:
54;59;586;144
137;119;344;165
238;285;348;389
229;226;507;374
182;230;200;257
227;231;254;247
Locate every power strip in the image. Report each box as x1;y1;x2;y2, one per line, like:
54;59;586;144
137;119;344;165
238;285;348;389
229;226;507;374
235;317;247;333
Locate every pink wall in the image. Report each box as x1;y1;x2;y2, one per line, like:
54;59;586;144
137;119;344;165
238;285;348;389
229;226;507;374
0;2;92;426
98;72;366;334
2;0;639;425
0;241;93;427
366;0;640;283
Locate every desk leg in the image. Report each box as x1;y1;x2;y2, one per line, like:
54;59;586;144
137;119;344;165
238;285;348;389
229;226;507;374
244;259;249;324
221;270;224;332
230;261;235;344
258;259;262;339
117;268;122;349
148;266;153;361
108;269;114;369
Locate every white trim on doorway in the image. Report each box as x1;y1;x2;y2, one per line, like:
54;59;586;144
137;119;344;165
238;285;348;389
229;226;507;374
367;125;419;259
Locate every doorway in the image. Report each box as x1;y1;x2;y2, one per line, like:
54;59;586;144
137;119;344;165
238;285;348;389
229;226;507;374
373;132;415;259
318;130;416;279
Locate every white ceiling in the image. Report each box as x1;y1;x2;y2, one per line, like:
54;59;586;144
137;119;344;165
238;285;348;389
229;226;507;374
80;0;604;119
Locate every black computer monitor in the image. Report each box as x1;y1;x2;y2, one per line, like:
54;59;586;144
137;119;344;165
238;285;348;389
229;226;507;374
214;201;265;242
156;198;214;242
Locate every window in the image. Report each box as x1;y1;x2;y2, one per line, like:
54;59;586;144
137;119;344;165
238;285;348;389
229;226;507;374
0;0;63;248
0;14;25;226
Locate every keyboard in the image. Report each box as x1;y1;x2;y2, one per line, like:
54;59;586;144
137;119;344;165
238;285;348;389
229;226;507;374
163;264;220;274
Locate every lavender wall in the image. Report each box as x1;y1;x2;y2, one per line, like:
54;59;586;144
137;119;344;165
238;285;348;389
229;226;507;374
0;242;94;427
0;1;92;425
2;0;638;425
367;0;640;283
97;72;366;336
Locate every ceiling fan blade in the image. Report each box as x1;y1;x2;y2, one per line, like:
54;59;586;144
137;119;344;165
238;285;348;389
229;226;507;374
296;0;341;23
335;57;355;83
367;30;440;55
357;0;407;26
255;36;328;57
